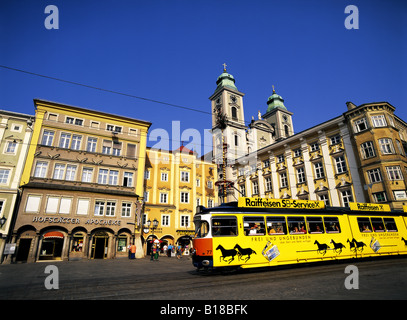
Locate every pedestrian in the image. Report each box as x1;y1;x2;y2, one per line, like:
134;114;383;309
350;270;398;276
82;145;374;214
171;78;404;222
176;244;182;259
154;244;160;261
127;244;131;259
167;244;173;257
150;243;154;261
129;243;137;259
163;244;168;256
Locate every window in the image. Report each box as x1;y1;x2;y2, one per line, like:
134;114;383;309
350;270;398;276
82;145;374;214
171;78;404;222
66;117;74;124
45;196;72;214
106;202;116;216
25;195;41;213
265;177;273;191
263;160;270;168
59;133;71;148
354;118;368;132
126;143;137;158
314;162;325;179
34;161;48;178
279;172;287;188
239;184;246;197
121;202;131;217
180;171;189;182
341;190;353;207
335;156;347;174
196;179;200;187
65;165;77;181
266;216;287;235
324;217;341;233
319;193;330;206
112;141;121;156
360;141;376;159
53;164;65;180
207;199;213;207
306;217;324;234
371;217;385;232
277;154;284;163
252;180;259;194
94;201;105;216
357;217;373;232
212;216;238;236
0;169;10;184
144;191;149;202
367;168;382;183
287;216;307;234
5;141;17;154
383;218;398;232
144;170;150;180
231;107;237;120
41;130;54;146
123;172;133;187
160;172;168;182
180;192;189;203
180;215;190;228
386;166;403;181
379;138;395;154
71;135;82;150
108;170;119;185
330;135;341;145
98;169;108;184
294;149;302;157
310;142;319;152
77;199;90;215
87;137;97;152
372;191;387;203
162;215;170;226
297;167;306;184
207;181;213;189
102;140;112;154
371;115;387;127
234;134;239;146
244;216;266;235
160;193;168;204
81;168;93;183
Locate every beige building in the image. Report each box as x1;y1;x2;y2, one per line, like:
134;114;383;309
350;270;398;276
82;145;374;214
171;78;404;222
8;99;151;263
142;146;216;254
0;110;33;263
344;101;407;210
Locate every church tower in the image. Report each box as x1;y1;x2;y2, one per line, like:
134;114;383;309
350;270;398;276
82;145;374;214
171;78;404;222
209;65;247;202
262;87;294;140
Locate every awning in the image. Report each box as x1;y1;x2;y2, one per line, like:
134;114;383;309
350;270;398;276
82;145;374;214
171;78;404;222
43;231;64;239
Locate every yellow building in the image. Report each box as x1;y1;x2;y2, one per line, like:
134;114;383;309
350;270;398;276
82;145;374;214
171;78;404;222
142;146;216;254
9;99;151;262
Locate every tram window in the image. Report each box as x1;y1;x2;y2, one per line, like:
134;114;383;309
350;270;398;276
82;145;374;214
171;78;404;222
306;217;324;234
266;216;287;235
195;221;209;238
371;217;385;232
243;216;266;235
357;217;373;232
383;218;398;232
212;216;238;236
287;217;307;234
324;217;341;233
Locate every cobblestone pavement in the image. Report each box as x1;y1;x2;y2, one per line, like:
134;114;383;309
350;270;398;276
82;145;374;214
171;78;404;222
1;255;406;301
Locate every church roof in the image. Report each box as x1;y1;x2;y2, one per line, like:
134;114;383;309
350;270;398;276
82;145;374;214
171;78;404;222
266;87;287;112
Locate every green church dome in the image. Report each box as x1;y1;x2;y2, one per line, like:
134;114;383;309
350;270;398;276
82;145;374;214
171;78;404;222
215;65;238;91
266;87;287;112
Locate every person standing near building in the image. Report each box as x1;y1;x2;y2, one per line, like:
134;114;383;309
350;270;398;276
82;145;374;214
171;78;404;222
130;243;137;259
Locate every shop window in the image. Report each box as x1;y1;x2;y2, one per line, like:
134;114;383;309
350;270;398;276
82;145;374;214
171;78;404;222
71;233;84;252
117;235;128;253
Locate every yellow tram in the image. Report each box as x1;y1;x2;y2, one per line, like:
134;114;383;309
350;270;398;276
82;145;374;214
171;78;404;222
192;198;407;270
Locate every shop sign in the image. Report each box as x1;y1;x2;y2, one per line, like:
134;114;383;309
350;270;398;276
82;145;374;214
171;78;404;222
238;197;325;210
4;243;16;255
349;202;390;212
32;216;122;226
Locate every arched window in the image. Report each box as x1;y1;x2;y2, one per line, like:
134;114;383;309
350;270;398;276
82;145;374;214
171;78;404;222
231;107;237;120
284;125;289;137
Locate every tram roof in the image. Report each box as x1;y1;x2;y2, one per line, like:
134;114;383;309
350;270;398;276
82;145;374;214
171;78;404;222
195;202;406;217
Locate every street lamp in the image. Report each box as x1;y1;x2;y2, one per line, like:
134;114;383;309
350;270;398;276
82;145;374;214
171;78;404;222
147;218;159;235
0;216;6;228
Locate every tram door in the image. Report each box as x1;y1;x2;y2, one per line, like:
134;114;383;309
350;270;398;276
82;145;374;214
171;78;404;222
91;232;109;259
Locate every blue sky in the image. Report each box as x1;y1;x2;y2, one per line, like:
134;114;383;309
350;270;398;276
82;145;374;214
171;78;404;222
0;0;405;156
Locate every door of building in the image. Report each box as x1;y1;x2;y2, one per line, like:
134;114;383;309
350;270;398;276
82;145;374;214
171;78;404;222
91;232;108;259
16;238;31;262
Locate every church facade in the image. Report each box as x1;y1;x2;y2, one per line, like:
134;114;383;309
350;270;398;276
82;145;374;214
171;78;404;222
210;67;407;210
